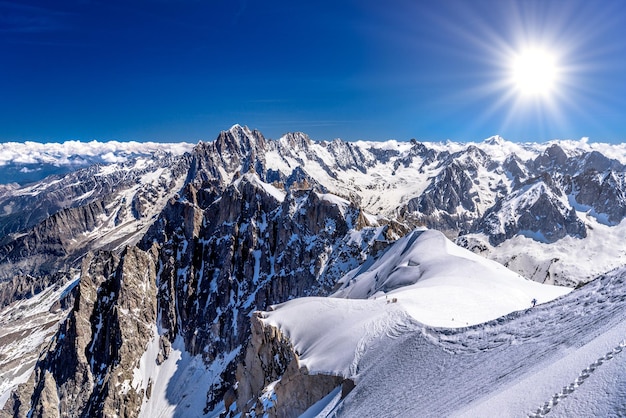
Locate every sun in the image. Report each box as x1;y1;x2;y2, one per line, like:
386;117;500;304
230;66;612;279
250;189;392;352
510;48;559;98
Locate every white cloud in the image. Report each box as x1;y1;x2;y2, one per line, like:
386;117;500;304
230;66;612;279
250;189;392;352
100;152;128;164
0;140;195;167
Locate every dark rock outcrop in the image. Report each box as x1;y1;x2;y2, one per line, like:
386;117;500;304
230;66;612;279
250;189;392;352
475;174;587;245
139;173;385;410
235;312;346;417
2;246;158;418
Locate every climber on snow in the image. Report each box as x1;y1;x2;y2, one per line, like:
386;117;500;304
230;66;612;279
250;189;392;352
531;298;537;308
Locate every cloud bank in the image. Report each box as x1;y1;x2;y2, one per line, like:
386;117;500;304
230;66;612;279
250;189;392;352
0;140;195;167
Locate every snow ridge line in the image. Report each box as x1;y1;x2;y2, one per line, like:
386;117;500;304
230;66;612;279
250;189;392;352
528;339;626;417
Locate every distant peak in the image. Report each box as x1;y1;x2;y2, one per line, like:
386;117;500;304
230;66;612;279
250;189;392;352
279;131;312;149
483;135;505;145
218;124;265;144
228;124;250;134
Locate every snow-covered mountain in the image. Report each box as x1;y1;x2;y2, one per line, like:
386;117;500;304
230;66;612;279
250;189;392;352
252;259;626;417
2;125;626;417
235;230;574;416
0;151;191;281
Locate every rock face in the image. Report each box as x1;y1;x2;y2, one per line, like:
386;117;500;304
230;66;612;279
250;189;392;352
2;246;158;418
0;151;190;283
235;312;345;417
476;173;587;245
139;172;387;410
567;169;626;225
0;272;70;309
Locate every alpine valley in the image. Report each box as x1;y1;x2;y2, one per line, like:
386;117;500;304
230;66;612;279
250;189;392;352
2;125;626;417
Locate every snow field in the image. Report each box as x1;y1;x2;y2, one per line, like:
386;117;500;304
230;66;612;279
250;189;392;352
466;214;626;286
262;229;572;388
134;325;240;418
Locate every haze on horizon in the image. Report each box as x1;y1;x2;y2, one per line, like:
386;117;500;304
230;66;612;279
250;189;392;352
1;0;626;144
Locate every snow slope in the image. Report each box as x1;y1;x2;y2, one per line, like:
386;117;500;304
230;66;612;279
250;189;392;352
461;214;626;286
332;230;570;328
333;265;626;417
262;230;570;378
132;327;239;418
257;230;626;416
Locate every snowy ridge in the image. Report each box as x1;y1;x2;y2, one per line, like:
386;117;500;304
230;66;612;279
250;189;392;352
278;264;626;417
260;229;570;381
178;126;626;287
5;127;626;288
332;230;570;328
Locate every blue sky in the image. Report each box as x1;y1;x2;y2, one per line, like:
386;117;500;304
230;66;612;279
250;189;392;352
1;0;626;143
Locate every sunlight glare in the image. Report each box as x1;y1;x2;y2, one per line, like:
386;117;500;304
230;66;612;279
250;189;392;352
511;48;559;98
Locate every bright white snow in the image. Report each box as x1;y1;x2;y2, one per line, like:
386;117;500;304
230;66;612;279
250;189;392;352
133;327;239;418
252;229;626;417
462;213;626;286
261;230;570;381
333;230;570;328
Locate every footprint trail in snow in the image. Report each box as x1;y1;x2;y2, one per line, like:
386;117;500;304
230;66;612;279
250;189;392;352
528;339;626;417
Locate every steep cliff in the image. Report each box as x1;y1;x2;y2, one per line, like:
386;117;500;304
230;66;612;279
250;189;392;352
2;246;158;418
235;312;347;417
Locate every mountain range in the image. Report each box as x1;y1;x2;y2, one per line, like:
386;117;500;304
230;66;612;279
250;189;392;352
1;125;626;417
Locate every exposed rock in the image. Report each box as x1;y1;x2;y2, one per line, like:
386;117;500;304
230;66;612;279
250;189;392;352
533;144;568;172
2;246;158;417
475;173;587;245
0;272;71;308
235;312;344;417
138;172;386;411
6;126;626;417
0;152;189;281
569;169;626;225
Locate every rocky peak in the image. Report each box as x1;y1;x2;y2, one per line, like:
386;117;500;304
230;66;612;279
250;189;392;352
3;246;158;418
580;150;621;173
393;140;437;170
502;154;528;185
218;124;266;155
475;174;586;245
533;144;568;172
326;139;372;173
483;135;506;146
278;132;312;150
211;125;267;175
401;159;479;237
134;168;387;411
570;169;626;225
